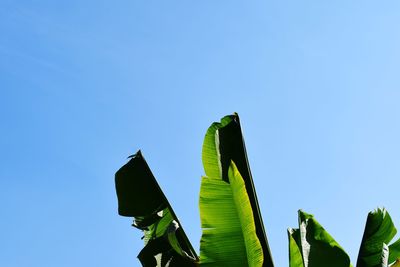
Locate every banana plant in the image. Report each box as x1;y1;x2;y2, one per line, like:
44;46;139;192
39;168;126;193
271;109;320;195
115;113;400;267
288;208;400;267
199;113;274;267
115;113;273;266
357;208;400;267
287;210;351;267
115;151;198;266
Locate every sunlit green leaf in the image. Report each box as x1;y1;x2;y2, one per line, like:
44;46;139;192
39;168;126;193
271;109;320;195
199;113;273;266
199;162;263;266
288;228;304;267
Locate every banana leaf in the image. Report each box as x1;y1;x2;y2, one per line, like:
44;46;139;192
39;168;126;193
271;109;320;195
288;228;304;267
356;208;400;267
115;150;198;266
199;113;274;267
288;210;351;267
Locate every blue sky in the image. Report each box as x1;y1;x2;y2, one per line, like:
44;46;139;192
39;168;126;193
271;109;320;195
1;1;400;266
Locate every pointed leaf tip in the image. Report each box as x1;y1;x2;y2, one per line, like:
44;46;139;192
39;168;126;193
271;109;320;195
294;210;351;267
357;207;399;267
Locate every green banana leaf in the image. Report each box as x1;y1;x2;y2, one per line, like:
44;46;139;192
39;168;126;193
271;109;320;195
357;208;400;267
115;151;198;266
288;210;351;267
199;113;274;267
288;228;304;267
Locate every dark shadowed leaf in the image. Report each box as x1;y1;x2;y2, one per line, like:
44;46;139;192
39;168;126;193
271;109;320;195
115;151;198;266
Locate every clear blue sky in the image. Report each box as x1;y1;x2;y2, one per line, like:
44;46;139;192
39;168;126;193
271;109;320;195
1;1;400;266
